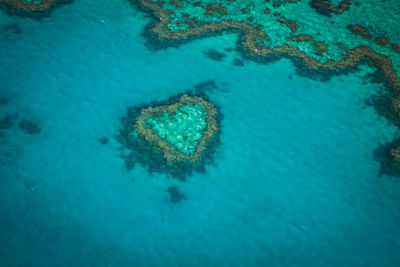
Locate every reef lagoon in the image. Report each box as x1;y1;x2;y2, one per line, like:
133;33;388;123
1;0;400;266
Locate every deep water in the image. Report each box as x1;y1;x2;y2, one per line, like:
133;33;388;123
1;0;400;266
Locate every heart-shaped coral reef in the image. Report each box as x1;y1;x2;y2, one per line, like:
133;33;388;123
135;95;218;162
117;93;221;179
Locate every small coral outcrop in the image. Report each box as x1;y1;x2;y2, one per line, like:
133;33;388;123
135;95;218;163
117;94;221;179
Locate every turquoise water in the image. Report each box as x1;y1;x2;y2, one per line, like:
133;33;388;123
1;0;400;266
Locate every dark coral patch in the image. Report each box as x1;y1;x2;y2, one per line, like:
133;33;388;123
202;49;227;61
167;186;185;203
347;24;372;39
277;17;297;32
99;137;109;145
18;120;41;135
3;23;21;34
0;0;72;19
270;0;300;8
310;0;350;17
194;80;218;94
204;3;227;16
0;115;13;130
287;34;314;43
374;37;390;46
373;138;400;177
392;43;400;54
312;41;328;56
233;58;244;66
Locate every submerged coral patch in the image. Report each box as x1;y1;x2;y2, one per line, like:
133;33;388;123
1;0;56;12
167;185;185;203
0;0;71;18
135;95;218;163
3;23;22;34
117;94;221;179
202;49;227;61
373;138;400;177
310;0;351;16
18;120;41;135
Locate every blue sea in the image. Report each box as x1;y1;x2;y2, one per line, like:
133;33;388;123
1;0;400;266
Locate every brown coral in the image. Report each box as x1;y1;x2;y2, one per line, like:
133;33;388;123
241;4;251;14
287;34;314;42
312;41;328;56
277;17;298;32
204;3;227;16
374;37;390;46
347;24;372;39
392;43;400;54
310;0;351;16
0;0;57;12
391;147;400;162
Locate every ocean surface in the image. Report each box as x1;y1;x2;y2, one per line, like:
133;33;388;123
1;0;400;266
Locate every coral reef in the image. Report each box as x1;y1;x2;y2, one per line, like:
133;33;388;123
135;95;218;163
205;3;227;16
391;147;400;162
134;0;399;93
287;34;314;42
347;24;372;39
0;0;56;12
375;37;390;46
132;0;400;168
269;0;300;8
277;17;298;32
312;41;328;56
310;0;351;16
0;0;71;18
117;93;221;179
392;43;400;54
373;137;400;177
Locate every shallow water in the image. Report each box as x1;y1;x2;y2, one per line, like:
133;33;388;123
1;0;400;266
